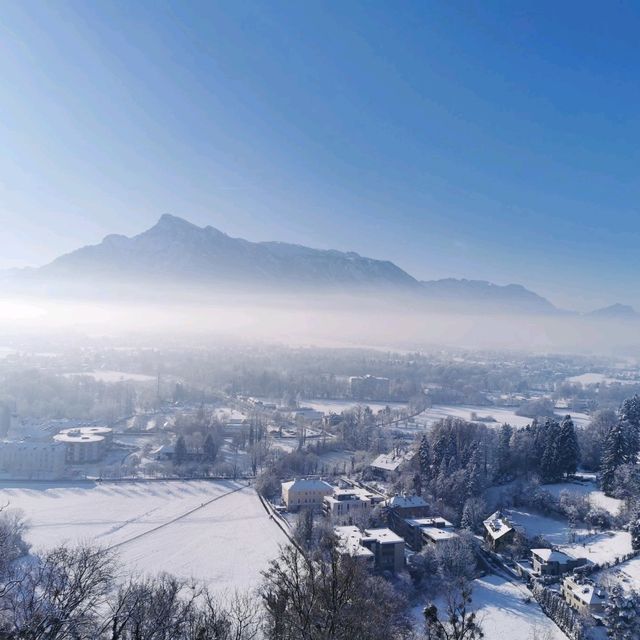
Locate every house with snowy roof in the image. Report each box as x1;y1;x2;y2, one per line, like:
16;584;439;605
531;548;587;577
334;526;405;572
369;451;414;479
561;576;607;616
483;510;516;550
281;478;333;512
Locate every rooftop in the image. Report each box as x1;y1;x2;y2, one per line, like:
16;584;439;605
406;516;453;528
483;510;514;540
532;548;574;563
384;495;428;509
364;528;404;544
422;527;459;542
334;526;375;558
281;478;333;492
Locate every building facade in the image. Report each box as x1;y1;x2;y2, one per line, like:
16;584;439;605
281;478;333;511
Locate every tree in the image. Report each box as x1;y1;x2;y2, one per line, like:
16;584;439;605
557;415;579;477
540;420;561;483
495;424;512;479
419;434;432;482
174;435;187;466
203;433;217;464
601;421;628;495
630;508;640;551
423;580;483;640
621;395;640;464
260;538;408;640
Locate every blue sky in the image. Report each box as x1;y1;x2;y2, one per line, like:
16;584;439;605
1;1;639;310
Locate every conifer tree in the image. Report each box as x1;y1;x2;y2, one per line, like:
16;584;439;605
540;420;561;482
601;421;627;495
557;415;580;477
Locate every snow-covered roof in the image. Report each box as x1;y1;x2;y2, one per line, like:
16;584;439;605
483;511;514;540
422;527;459;543
281;478;333;493
406;516;453;528
563;577;605;606
531;548;574;564
370;452;412;471
334;526;375;558
384;495;428;509
364;528;403;544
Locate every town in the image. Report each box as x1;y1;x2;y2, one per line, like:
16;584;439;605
1;342;640;638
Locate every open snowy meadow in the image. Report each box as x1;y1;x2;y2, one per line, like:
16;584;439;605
413;575;567;640
0;479;287;591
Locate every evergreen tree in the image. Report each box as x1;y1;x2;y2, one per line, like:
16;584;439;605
466;447;482;498
630;509;640;551
540;420;561;483
601;421;628;495
203;433;217;464
495;424;512;479
621;395;640;463
174;435;187;466
557;415;580;477
419;434;432;481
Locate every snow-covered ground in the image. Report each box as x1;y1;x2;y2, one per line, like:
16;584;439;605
305;399;408;414
415;405;534;429
413;405;590;430
64;370;156;382
506;508;632;564
413;575;567;640
597;556;640;592
566;373;636;386
0;480;286;591
543;480;623;516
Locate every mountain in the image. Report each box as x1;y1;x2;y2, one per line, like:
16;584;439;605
6;214;561;313
31;214;420;292
589;303;639;319
419;278;559;314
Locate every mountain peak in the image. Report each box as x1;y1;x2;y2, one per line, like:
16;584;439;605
589;303;638;318
153;213;199;231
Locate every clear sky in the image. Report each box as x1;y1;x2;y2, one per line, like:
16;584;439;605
1;1;639;311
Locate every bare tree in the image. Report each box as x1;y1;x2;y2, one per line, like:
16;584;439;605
423;580;483;640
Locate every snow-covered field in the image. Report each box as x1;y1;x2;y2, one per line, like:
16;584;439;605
413;405;590;430
415;405;534;429
544;480;623;516
597;556;640;592
64;370;156;382
566;373;636;386
0;480;286;591
413;575;567;640
306;399;408;414
507;508;632;564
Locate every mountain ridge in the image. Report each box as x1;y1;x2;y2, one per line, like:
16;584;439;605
0;214;608;315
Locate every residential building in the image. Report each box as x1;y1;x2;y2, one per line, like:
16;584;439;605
369;451;414;480
281;478;333;511
334;525;375;568
0;440;66;479
483;511;515;550
561;576;606;616
362;528;405;572
334;526;405;573
531;548;586;577
421;526;459;547
394;516;454;550
323;488;373;525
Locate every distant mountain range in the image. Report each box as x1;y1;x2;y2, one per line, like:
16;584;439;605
588;303;638;319
2;214;636;317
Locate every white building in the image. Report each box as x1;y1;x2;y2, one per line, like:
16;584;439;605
0;440;66;479
281;478;333;511
53;427;111;463
323;487;374;525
